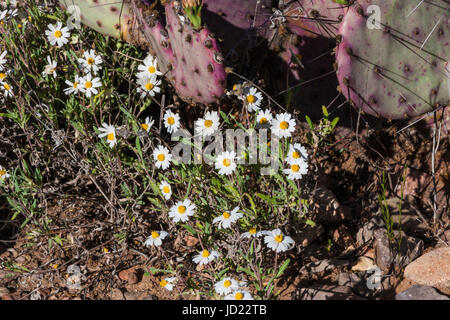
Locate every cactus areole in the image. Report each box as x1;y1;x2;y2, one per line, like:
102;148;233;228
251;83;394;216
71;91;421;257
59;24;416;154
59;0;226;105
336;0;449;119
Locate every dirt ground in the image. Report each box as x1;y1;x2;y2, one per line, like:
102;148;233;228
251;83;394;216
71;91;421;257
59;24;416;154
1;107;448;300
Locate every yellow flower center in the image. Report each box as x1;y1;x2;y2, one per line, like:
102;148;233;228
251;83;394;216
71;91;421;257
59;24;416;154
141;123;148;131
107;132;115;141
54;30;62;38
246;95;255;104
85;81;92;89
249;227;256;234
151;231;159;239
157;153;165;162
0;170;6;177
87;57;95;65
160;279;167;287
292;151;300;159
235;292;244;300
145;82;154;91
291;164;300;172
204;119;213;128
280;121;289;130
163;186;170;194
222;158;231;167
178;205;186;214
223;280;231;288
202;249;210;258
3;83;10;90
223;211;231;219
0;73;6;79
73;82;78;88
148;66;156;74
167;117;175;125
259;117;267;125
275;234;284;243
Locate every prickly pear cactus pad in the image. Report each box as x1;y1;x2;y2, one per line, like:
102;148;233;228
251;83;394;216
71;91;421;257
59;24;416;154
280;0;347;39
336;0;450;119
59;0;145;47
164;1;226;104
60;0;226;104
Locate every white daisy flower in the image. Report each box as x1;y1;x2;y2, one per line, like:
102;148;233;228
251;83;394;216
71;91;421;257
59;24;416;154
79;73;102;98
240;227;264;239
153;145;172;170
141;116;155;133
45;21;70;47
262;228;295;253
271;112;296;138
159;277;177;291
137;54;163;78
240;87;263;112
144;230;169;247
256;109;273;128
0;165;10;181
97;123;117;148
7;8;17;18
0;70;8;83
163;110;181;134
282;159;308;180
194;111;220;138
64;75;81;95
214;277;239;296
78;49;103;75
286;143;308;164
42;56;57;78
214;151;237;176
0;10;7;24
192;249;220;266
136;75;161;98
0;50;7;71
168;199;196;223
224;290;254;300
1;81;13;98
159;181;172;200
212;206;243;229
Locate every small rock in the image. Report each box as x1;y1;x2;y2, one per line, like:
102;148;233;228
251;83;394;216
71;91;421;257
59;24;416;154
110;288;125;300
351;256;376;272
310;185;352;224
404;247;450;295
356;217;384;247
394;234;424;268
300;259;350;275
296;285;364;300
374;229;423;272
395;285;450;300
0;287;10;298
118;268;139;284
374;229;394;272
337;273;362;287
184;235;199;247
